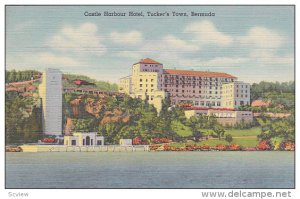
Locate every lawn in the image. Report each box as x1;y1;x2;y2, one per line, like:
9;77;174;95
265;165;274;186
170;137;259;148
171;120;192;137
200;127;261;137
224;127;261;137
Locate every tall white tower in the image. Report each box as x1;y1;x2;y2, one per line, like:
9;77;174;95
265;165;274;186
39;68;62;136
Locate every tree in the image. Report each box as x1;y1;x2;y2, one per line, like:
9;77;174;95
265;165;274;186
192;131;202;142
213;125;225;140
257;116;295;143
225;134;233;144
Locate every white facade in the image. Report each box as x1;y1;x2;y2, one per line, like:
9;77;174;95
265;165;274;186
222;81;250;109
64;132;104;146
185;109;253;126
39;68;62;136
119;75;132;94
120;58;166;113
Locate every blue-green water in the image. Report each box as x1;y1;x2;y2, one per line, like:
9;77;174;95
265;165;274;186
6;151;294;188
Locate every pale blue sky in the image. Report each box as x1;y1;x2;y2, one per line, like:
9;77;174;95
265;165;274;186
6;6;294;83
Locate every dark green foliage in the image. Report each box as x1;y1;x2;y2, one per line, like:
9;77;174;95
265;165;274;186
213;125;225;140
251;81;294;101
192;131;202;142
5;92;42;144
250;81;294;113
6;69;41;83
257;116;295;142
225;134;233;143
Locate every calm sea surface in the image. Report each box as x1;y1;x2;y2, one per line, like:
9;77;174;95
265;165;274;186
6;151;294;189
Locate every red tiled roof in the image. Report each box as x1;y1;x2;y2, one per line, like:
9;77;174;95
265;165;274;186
163;69;236;78
135;58;161;65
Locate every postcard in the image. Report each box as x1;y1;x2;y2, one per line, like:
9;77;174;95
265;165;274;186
5;5;295;189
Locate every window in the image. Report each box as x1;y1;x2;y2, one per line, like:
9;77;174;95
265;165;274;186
151;79;154;82
71;140;76;146
151;84;154;87
217;102;221;106
83;139;85;145
97;140;102;145
140;84;142;87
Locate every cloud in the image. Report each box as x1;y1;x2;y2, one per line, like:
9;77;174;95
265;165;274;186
250;51;294;66
177;57;248;68
13;21;34;32
36;52;80;66
116;51;142;59
49;22;106;56
185;20;233;47
110;31;143;45
205;57;249;66
161;35;200;51
140;35;200;58
238;26;284;49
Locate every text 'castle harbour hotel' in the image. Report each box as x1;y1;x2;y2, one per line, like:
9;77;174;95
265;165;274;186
119;58;252;126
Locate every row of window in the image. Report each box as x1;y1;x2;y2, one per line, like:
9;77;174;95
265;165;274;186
170;94;221;99
193;101;221;106
165;89;220;94
164;76;234;82
142;69;159;72
140;84;155;87
140;78;155;82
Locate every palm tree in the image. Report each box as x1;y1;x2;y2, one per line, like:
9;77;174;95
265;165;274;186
213;125;225;140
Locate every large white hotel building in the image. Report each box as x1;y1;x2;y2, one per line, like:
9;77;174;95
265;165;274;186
120;58;250;111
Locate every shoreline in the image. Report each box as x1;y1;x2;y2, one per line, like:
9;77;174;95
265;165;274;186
5;144;294;152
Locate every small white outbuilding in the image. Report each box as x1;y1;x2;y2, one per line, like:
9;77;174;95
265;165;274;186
119;139;132;146
64;132;104;146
